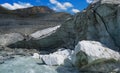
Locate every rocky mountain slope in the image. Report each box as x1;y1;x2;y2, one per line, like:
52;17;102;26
0;6;71;34
0;6;11;14
13;6;55;15
9;0;120;52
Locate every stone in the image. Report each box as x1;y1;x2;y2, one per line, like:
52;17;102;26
112;68;120;73
30;25;60;39
41;54;65;66
0;33;24;46
72;40;120;68
32;53;40;59
54;48;73;58
80;59;120;73
40;49;73;66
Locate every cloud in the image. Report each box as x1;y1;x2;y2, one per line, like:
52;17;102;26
64;2;73;8
50;0;79;14
50;0;58;4
72;9;80;13
49;0;73;10
86;0;93;3
1;2;33;10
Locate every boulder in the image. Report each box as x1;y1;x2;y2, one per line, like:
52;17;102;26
40;49;73;66
0;33;24;46
32;53;40;59
40;54;65;66
30;25;60;39
72;40;120;68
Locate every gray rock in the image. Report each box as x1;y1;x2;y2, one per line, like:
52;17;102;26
70;40;120;72
30;25;60;39
71;41;120;68
0;33;24;46
40;49;73;66
80;59;120;73
0;56;4;64
32;53;40;59
0;46;40;63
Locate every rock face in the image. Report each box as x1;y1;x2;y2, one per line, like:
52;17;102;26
58;0;120;50
0;33;24;46
9;0;120;51
72;41;120;68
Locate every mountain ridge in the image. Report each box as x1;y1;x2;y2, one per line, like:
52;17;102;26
0;5;55;17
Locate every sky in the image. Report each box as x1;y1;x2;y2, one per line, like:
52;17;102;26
0;0;93;14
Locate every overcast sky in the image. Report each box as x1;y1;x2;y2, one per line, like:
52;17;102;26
0;0;93;14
